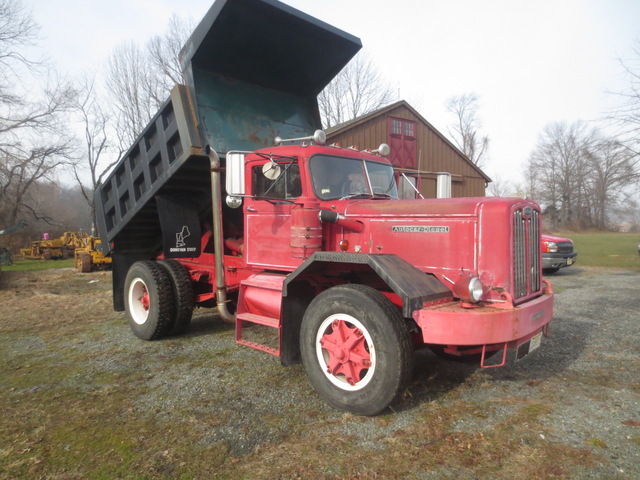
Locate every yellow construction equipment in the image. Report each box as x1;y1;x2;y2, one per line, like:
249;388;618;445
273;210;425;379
20;232;93;260
74;236;112;272
20;236;66;259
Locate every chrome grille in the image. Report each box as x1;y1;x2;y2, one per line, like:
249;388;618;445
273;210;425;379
513;207;541;299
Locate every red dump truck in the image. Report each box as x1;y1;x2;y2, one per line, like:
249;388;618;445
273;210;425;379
95;0;554;415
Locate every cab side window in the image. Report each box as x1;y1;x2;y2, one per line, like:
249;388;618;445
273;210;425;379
252;164;301;199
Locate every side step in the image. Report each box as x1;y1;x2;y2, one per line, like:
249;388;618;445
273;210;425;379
236;312;280;356
235;274;286;357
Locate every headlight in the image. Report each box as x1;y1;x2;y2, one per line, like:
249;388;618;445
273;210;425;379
468;277;483;302
453;276;484;304
542;241;558;253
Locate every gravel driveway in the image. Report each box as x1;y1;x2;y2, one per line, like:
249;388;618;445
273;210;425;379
1;265;638;479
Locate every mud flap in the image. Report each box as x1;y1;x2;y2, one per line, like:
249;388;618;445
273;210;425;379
156;196;201;259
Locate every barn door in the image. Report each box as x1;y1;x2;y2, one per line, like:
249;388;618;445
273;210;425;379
387;117;417;170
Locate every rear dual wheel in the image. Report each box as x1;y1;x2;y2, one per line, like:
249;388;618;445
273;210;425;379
125;261;175;340
300;284;413;416
124;259;194;340
157;259;194;334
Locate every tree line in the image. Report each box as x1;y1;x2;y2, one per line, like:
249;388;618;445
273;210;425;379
2;0;639;253
455;64;640;231
525;122;639;230
0;0;192;249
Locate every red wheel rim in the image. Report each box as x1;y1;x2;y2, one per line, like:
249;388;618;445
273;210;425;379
316;314;375;391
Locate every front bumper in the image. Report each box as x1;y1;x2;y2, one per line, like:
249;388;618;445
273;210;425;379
412;290;554;346
542;252;577;269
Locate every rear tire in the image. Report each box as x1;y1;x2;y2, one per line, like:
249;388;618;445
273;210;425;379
158;259;194;334
300;284;413;416
124;261;175;340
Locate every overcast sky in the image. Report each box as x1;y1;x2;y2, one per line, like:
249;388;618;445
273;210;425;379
27;0;640;185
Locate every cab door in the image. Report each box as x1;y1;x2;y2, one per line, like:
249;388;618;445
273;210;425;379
243;161;302;270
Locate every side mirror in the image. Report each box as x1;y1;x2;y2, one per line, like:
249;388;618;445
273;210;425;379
226;152;246;196
262;161;281;180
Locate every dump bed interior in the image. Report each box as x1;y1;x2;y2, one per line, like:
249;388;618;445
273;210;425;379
95;0;361;255
181;0;362;152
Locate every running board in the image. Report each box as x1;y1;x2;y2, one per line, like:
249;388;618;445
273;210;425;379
236;312;281;356
235;274;286;357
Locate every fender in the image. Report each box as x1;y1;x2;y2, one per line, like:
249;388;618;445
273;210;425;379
279;252;452;366
284;252;451;317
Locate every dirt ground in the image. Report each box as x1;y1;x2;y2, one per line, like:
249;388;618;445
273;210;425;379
0;266;638;480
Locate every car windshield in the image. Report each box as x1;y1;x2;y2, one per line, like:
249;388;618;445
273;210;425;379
309;155;398;201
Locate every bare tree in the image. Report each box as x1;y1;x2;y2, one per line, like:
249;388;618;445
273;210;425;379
608;41;640;149
526;121;639;230
147;14;193;87
72;75;119;231
0;79;77;225
585;138;640;229
0;0;77;228
446;93;489;168
526;122;594;229
487;174;521;197
104;15;193;151
0;0;40;102
318;51;394;129
104;41;160;149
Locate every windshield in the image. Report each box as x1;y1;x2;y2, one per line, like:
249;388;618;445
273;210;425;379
309;155;398;200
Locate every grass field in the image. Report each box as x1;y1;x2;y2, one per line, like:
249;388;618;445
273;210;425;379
1;258;75;272
552;232;640;269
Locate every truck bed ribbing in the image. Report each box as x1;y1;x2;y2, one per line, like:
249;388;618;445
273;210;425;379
95;85;209;254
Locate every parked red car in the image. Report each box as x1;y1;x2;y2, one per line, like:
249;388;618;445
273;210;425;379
541;234;577;274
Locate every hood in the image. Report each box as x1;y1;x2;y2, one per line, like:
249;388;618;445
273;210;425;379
541;233;573;243
342;196;529;218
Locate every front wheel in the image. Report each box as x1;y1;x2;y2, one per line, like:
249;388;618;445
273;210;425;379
76;252;92;273
300;284;413;416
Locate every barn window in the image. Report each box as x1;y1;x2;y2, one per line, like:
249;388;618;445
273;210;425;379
403;122;415;138
391;119;402;136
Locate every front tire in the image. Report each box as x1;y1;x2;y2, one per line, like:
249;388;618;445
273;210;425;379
300;284;413;416
124;261;175;340
76;252;92;273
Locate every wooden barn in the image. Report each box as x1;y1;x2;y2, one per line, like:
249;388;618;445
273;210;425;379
325;100;491;198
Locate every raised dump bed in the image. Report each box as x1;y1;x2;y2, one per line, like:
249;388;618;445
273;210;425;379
95;0;361;256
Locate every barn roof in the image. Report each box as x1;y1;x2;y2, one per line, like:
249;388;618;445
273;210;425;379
326;100;492;183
